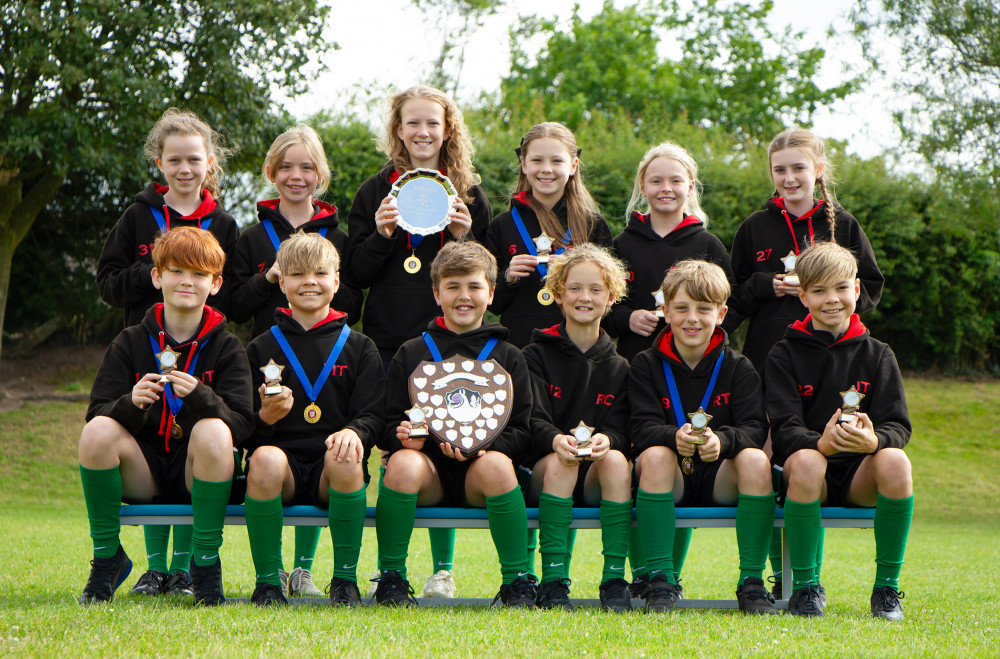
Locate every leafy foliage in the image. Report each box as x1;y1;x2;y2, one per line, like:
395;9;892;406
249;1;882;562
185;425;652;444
0;0;331;358
499;0;857;143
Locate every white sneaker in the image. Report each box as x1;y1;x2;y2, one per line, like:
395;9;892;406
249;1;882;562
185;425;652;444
278;569;289;596
288;567;323;596
366;570;380;598
421;570;456;598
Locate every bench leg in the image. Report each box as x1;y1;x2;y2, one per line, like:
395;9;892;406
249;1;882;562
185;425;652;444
781;526;791;601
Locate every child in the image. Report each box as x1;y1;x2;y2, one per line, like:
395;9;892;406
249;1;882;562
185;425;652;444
629;260;776;614
521;245;633;611
487;122;613;349
228;125;361;339
243;233;384;606
227;126;362;596
610;141;738;362
730;127;885;597
78;227;254;605
730;128;884;377
374;241;535;607
766;242;912;620
96;108;239;599
346;85;492;596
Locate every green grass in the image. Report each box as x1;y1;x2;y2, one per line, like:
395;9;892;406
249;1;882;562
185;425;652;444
1;379;998;657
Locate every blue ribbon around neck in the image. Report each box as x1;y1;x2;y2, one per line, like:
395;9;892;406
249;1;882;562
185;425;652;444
149;205;211;232
510;207;570;279
422;333;498;363
661;350;725;428
270;324;351;403
262;218;328;252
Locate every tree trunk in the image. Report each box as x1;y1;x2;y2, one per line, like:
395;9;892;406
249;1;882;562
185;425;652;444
0;229;16;365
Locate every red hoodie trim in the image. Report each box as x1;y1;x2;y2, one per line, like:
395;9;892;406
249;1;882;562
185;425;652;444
772;197;824;255
154;185;218;219
656;327;725;364
541;324;562;336
435;316;450;330
258;198;337;220
790;313;866;343
513;190;530;204
277;307;346;329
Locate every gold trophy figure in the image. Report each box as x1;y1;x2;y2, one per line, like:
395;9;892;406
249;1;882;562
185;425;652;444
534;234;554;264
406;406;429;437
260;359;285;396
155;346;181;383
839;386;865;424
652;289;665;318
781;251;799;287
571;421;594;458
687;407;713;446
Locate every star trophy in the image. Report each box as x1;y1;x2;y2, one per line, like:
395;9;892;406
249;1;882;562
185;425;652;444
260;359;284;395
155;345;181;383
781;251;799;287
652;289;665;318
405;405;429;437
681;407;713;475
839;386;865;424
534;234;554;264
571;421;594;458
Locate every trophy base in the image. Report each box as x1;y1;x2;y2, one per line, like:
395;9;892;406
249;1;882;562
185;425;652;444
655;309;664;318
839;413;857;424
576;447;592;458
158;375;169;384
264;385;282;396
784;275;799;287
688;436;707;446
536;255;551;264
409;428;429;438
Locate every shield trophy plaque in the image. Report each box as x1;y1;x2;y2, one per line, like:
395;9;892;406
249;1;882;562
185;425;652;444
407;355;513;457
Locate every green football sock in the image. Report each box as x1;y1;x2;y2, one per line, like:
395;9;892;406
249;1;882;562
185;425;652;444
428;527;456;572
600;500;632;583
672;527;693;582
294;526;322;570
567;527;578;560
330;486;367;583
143;525;170;572
874;494;913;590
736;493;776;584
636;489;676;583
485;487;530;584
538;492;573;583
245;495;284;586
525;527;538;578
169;525;193;573
191;477;231;567
768;528;783;579
80;465;123;559
783;498;821;591
815;528;825;582
375;482;416;578
628;525;648;579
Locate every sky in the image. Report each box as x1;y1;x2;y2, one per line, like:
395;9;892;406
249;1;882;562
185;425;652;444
284;0;898;159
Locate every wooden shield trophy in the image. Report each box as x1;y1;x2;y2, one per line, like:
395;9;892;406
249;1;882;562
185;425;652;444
407;355;513;457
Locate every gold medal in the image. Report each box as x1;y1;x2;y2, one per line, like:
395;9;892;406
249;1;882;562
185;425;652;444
170;422;183;439
681;456;694;475
304;402;322;424
537;287;554;305
404;253;421;274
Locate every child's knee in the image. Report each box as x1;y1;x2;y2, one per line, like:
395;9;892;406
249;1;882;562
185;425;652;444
637;446;676;481
598;449;631;479
79;416;127;458
874;448;912;487
784;449;826;481
246;446;288;485
325;454;363;487
383;449;430;489
734;447;771;478
472;451;516;486
188;419;233;458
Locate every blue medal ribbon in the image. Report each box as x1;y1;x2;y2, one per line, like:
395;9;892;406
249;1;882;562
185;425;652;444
148;334;210;419
510;207;570;279
661;350;725;428
270;324;351;403
262;218;328;252
422;333;498;363
149;205;211;232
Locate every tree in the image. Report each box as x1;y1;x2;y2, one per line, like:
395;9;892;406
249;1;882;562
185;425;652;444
852;0;1000;195
499;0;856;143
411;0;506;95
0;0;331;361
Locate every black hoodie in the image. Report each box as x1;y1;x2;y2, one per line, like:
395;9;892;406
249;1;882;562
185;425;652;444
245;308;384;469
610;211;739;361
87;304;254;452
629;327;766;463
486;192;613;347
345;164;492;352
765;314;910;468
97;183;239;328
226;198;362;338
522;323;630;467
730;198;884;376
380;318;531;463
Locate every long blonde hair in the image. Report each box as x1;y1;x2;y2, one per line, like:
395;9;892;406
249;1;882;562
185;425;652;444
379;85;480;204
514;122;601;248
144;108;230;197
768;128;839;242
626;141;708;225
